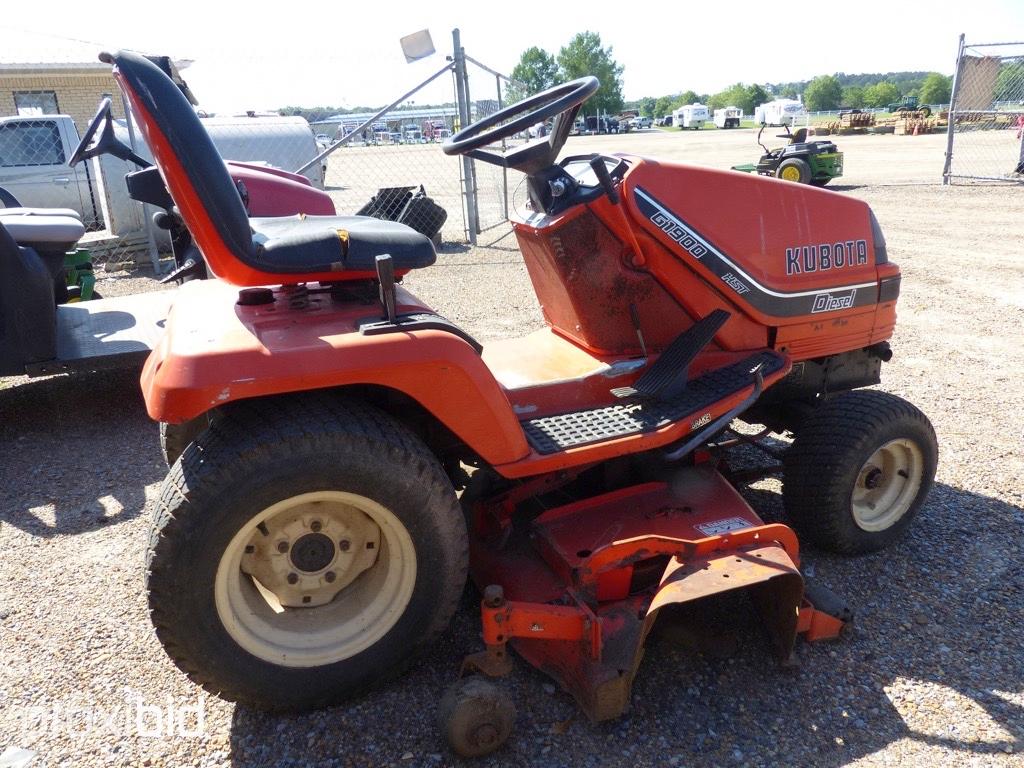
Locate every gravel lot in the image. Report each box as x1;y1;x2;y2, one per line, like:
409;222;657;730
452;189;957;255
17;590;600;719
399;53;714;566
1;128;1022;768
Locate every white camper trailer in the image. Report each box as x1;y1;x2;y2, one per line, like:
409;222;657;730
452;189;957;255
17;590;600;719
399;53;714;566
753;99;806;127
673;103;710;130
713;106;743;129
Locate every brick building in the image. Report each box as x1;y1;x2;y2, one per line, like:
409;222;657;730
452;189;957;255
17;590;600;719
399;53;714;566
0;33;125;133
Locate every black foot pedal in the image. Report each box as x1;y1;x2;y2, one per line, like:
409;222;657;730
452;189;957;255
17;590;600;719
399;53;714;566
611;309;730;401
375;253;397;323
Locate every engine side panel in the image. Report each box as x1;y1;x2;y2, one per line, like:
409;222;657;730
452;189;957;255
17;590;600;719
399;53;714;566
616;157;897;359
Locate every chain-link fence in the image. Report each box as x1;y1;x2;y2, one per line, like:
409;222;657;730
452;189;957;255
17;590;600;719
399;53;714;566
943;37;1024;184
307;48;522;247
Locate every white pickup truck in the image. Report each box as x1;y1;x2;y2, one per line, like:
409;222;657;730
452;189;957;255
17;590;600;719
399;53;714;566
0;112;324;255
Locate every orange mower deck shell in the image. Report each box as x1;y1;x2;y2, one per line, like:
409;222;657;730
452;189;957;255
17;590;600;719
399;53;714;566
466;467;814;721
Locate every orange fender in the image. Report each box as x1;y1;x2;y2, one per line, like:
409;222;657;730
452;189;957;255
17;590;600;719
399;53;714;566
141;280;530;466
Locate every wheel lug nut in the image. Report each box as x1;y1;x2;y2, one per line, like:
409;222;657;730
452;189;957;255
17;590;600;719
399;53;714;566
302;596;312;604
339;539;351;552
311;520;322;533
287;573;299;585
325;571;337;583
277;541;289;554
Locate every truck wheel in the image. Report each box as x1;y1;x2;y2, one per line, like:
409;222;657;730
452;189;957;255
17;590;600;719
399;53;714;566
782;390;937;555
146;394;468;711
777;158;811;184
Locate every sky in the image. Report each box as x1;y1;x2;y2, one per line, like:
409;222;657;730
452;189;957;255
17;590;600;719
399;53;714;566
3;0;1023;114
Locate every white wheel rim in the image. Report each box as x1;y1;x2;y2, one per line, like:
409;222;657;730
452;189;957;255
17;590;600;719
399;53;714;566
851;438;924;532
214;491;416;668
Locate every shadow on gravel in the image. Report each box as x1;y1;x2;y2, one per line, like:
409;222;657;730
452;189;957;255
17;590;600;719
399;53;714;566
223;480;1021;767
0;368;163;537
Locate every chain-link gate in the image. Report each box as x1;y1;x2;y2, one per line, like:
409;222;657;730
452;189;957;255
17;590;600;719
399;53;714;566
299;30;523;248
943;36;1024;184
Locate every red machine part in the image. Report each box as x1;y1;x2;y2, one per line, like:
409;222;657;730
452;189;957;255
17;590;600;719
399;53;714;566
225;161;335;217
464;467;848;722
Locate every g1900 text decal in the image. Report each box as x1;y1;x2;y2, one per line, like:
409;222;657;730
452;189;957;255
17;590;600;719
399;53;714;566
786;240;868;275
650;211;709;259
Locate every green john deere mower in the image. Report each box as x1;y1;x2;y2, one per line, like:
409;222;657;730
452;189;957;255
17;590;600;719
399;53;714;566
733;124;843;186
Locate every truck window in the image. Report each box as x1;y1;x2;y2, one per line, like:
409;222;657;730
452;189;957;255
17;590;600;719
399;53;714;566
0;121;66;167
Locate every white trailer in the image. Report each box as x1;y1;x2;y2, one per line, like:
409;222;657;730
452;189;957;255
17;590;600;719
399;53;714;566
673;104;710;130
714;106;743;129
753;99;806;127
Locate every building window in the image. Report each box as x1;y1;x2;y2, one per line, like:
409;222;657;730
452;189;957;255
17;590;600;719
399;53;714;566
13;91;60;116
0;120;66;166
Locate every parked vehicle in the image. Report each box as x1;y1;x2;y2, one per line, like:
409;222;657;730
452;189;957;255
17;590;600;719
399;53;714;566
631;116;653;129
754;99;806;127
103;52;934;757
732;125;843;186
714;106;743;129
673;103;710;130
887;95;932;117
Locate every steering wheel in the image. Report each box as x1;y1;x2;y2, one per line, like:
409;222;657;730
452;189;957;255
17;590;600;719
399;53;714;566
69;97;151;168
442;77;599;172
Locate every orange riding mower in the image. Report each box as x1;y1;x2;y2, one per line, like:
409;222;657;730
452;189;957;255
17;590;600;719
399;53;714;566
100;52;936;757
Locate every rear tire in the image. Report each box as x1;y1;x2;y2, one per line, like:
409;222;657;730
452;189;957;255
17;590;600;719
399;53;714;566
777;158;811;184
810;177;832;187
159;415;210;468
146;394;468;711
782;390;937;555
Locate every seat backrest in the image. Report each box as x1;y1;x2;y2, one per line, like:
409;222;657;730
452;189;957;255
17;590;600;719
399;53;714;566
790;128;808;144
105;51;255;274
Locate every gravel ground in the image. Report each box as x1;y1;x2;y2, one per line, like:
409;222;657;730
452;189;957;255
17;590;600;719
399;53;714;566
1;131;1022;768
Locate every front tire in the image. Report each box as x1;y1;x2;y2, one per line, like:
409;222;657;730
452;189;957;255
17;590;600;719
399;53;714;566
777;158;811;184
146;395;468;711
782;390;937;555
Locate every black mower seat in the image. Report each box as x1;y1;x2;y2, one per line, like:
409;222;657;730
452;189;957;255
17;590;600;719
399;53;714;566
0;210;85;252
248;215;435;274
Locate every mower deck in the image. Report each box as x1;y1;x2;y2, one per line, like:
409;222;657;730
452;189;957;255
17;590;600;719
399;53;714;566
28;291;174;376
464;464;846;722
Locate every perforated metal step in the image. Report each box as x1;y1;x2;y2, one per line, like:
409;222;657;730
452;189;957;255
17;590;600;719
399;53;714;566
522;351;784;454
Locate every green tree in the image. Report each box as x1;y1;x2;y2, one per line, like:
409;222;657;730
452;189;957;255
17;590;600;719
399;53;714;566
780;85;799;99
557;32;624;114
804;75;843;111
638;96;657;117
995;60;1024;101
708;82;748;112
745;84;770;110
842;85;865;108
864;81;901;109
677;90;701;107
506;47;559;104
918;73;952;105
654;95;675;117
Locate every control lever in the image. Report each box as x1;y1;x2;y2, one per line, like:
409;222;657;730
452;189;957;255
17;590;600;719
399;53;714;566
588;156;620;205
375;254;397;324
629;303;648;359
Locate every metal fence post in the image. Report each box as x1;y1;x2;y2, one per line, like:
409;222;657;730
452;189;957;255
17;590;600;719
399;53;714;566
120;93;161;271
942;33;966;185
452;28;478;245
